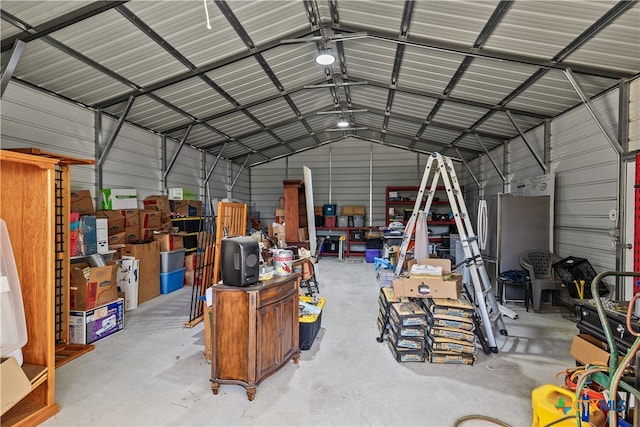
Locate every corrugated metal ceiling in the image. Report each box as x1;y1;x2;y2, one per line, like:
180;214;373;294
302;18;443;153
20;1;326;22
1;0;638;167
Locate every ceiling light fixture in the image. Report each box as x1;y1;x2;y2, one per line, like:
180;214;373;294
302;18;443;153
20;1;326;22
336;117;349;127
315;49;336;66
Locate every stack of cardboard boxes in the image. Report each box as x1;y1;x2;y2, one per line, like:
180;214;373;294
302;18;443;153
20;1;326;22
423;298;477;365
380;258;477;364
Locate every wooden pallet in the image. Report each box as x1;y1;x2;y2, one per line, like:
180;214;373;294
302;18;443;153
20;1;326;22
54;344;94;368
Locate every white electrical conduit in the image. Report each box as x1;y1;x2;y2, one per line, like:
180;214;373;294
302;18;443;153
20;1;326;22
203;0;212;29
477;200;488;251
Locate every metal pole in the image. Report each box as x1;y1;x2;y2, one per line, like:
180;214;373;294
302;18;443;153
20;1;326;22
474;134;505;182
0;40;25;98
163;125;193;179
563;67;624;154
505;110;547;173
455;148;480;189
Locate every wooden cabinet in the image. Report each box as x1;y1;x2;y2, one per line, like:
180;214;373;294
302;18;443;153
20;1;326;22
283;180;307;245
210;274;300;401
0;150;59;426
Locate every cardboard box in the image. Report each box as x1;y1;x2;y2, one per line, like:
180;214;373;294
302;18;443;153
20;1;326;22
341;206;354;215
69;298;124;345
108;232;126;246
184;269;200;287
70;190;94;213
393;258;462;299
1;356;31;416
143;195;172;217
140;209;162;229
70;263;118;310
168;187;196;200
122;241;161;305
124;226;140;243
171;200;202;217
153;233;184;252
268;223;286;243
184;252;202;271
117;256;139;311
140;227;164;241
95;211;126;236
119;208;139;227
101;188;138;210
298;227;308;242
570;334;614;366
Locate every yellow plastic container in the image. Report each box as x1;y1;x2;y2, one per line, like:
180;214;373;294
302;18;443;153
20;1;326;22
531;384;605;427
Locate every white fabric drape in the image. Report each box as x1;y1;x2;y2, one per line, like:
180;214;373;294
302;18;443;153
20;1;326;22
414;210;429;260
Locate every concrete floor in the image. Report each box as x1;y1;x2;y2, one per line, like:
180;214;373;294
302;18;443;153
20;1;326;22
42;257;578;427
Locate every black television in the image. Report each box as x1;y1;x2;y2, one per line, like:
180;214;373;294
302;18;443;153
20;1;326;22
220;236;259;287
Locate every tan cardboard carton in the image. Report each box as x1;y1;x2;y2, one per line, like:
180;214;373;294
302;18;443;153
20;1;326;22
153;233;184;252
94;210;126;236
122;240;161;305
140;209;162;229
393;258;462;299
70;263;118;310
70;190;94;213
1;356;31;415
120;208;139;227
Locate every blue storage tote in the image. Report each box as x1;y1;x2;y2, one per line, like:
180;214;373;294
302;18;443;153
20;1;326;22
323;204;337;216
160;268;185;294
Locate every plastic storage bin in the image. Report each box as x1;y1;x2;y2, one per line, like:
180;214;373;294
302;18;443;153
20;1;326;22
552;256;606;299
160;249;186;273
353;215;365;227
365;249;381;263
160;268;186;294
299;296;326;350
323;204;337;216
337;215;348;227
324;215;336;228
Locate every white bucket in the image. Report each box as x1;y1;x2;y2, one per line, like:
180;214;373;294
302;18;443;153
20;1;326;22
274;250;293;276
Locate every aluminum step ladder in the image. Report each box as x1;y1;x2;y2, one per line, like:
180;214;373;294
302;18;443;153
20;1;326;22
395;152;507;353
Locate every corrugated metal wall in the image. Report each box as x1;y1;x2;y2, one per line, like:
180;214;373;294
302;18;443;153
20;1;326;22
1;81;243;210
462;86;622;275
250;137;459;228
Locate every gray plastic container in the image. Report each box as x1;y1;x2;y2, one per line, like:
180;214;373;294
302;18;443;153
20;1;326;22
160;248;186;273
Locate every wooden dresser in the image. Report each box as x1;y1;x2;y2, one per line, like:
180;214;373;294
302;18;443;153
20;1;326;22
210;274;300;401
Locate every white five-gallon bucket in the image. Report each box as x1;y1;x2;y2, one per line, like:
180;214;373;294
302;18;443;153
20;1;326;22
274;250;293;276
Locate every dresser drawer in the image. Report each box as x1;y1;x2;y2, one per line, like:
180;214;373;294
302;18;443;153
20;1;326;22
258;278;297;307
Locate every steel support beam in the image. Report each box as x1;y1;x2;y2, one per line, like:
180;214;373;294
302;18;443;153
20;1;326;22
229;156;249;190
1;2;127;52
163;125;193;181
505;110;547;173
0;40;25;98
98;96;135;169
205;142;228;184
95;109;104;200
563;68;624;155
474;135;505;182
455;148;480;189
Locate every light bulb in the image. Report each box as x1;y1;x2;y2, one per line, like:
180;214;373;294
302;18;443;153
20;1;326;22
337;118;349;127
315;50;336;66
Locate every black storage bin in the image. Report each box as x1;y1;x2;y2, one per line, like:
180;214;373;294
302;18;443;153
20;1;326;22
552;256;607;299
171;218;201;232
321;236;341;253
365;238;382;249
314;214;324;227
183;234;199;249
349;230;365;242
